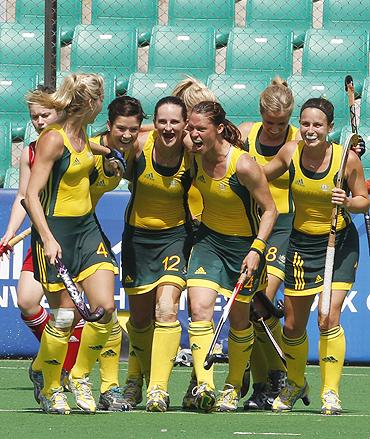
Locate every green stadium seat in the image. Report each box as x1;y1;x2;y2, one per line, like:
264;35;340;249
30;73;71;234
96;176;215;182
340;126;370;168
360;77;370;126
168;0;235;47
302;29;369;96
0;72;39;140
288;74;349;143
148;26;216;82
364;168;370;181
0;23;44;76
23;121;38;147
91;0;158;46
323;1;370;38
0;121;12;186
127;72;187;118
15;0;82;45
3;167;19;189
70;25;138;95
245;0;312;49
207;74;270;125
225;29;293;79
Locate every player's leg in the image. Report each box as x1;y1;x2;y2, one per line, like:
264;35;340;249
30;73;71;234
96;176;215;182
272;294;313;412
121;340;144;408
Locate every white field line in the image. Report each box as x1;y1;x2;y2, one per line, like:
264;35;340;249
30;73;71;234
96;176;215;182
233;433;300;436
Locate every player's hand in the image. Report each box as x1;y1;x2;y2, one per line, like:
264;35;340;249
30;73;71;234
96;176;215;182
43;237;62;265
241;250;260;279
0;231;15;259
331;187;348;207
105;149;126;177
351;135;366;158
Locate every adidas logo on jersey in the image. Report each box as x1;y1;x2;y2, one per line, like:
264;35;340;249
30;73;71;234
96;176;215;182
73;157;81;166
96;179;106;187
315;274;323;283
194;266;207;275
125;275;134;283
219;182;226;191
45;359;61;365
295;178;304;186
144;172;154;181
68;335;80;343
101;349;117;358
322;356;338;363
89;344;104;351
197;175;206;183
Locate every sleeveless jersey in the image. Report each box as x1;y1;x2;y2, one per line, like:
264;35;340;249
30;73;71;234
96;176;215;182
247;122;298;214
125;130;192;229
89;134;121;210
194;146;260;237
38;124;95;217
290;141;351;235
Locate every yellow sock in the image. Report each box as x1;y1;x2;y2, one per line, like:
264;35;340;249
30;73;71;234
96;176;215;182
71;317;113;379
250;322;268;384
98;321;122;393
188;321;215;389
126;319;154;385
126;340;144;383
260;316;287;372
148;320;182;392
319;325;345;395
226;325;254;390
281;330;308;387
35;322;71;395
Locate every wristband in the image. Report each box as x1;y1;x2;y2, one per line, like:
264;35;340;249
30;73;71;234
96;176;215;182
249;237;267;257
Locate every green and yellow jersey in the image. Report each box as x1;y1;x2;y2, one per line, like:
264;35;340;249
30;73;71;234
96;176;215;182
125;130;192;229
290;141;351;235
247;122;298;214
38;124;94;217
194;146;260;237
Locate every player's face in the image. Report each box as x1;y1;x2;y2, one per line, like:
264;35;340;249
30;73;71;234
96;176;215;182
300;108;333;147
154;104;186;148
29;104;59;134
261;111;290;140
187;112;222;154
108;115;141;149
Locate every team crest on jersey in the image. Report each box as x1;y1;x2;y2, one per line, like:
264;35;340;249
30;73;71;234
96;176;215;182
96;179;106;187
169;179;177;188
197;175;206;183
321;184;330;192
219;182;226;191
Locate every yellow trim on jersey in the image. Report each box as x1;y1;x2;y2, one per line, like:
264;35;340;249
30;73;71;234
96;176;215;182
285;281;353;297
187;279;254;303
125;275;186;295
36;241;47;285
44;262;117;293
248;122;297;214
267;265;285;281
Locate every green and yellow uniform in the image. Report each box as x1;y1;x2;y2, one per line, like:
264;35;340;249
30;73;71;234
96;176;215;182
187;146;267;303
31;125;117;292
247;122;298;280
285;141;359;296
121;130;193;295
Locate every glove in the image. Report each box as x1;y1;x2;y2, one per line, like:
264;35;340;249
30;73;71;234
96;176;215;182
105;148;127;175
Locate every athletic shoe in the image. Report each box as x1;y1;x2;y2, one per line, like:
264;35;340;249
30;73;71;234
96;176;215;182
321;390;342;415
39;386;71;415
192;383;217;412
272;379;310;412
68;376;96;414
182;377;197;410
98;386;132;412
215;384;240;412
265;369;287;407
146;386;170;412
28;363;43;404
121;379;143;408
243;383;270;410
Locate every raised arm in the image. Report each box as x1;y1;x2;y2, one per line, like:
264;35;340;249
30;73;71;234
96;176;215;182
263;140;297;181
24;131;64;264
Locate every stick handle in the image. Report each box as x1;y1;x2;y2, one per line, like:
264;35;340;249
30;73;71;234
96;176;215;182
8;227;31;247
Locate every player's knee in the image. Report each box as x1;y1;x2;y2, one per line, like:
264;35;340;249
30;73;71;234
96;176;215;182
283;323;304;339
50;307;75;331
190;302;213;321
17;296;41;316
155;300;178;322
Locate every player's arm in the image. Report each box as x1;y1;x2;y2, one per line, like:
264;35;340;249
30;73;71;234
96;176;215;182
24;130;64;264
89;139;110;156
238;121;254;144
0;147;31;246
263;140;297;181
333;150;370;213
237;154;278;277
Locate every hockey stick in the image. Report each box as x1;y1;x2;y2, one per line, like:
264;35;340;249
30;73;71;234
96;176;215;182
345;75;370;255
250;302;287;368
254;290;285;319
204;267;249;370
20;199;105;322
319;133;358;325
0;227;31;257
